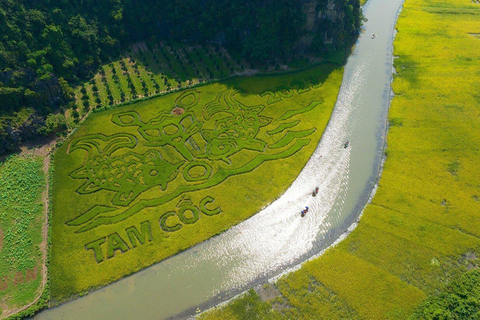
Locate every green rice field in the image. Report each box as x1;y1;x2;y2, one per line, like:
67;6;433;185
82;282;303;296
200;0;480;318
50;64;344;303
0;155;47;318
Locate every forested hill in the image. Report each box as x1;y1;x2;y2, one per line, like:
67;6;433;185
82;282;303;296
0;0;361;154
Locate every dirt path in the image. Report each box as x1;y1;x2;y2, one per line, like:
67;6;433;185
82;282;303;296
2;142;53;318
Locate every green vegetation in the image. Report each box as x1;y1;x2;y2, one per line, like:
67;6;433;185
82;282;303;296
69;40;353;128
0;155;46;318
72;43;249;118
412;270;480;319
200;0;480;318
0;0;361;155
50;64;344;303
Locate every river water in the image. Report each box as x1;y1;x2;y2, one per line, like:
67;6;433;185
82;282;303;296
36;0;404;318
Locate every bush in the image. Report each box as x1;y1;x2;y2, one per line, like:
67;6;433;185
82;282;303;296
40;113;67;135
412;271;480;319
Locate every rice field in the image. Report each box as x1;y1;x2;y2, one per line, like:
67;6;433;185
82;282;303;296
0;155;47;318
200;0;480;318
50;64;344;303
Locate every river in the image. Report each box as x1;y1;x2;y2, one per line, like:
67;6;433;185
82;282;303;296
35;0;404;318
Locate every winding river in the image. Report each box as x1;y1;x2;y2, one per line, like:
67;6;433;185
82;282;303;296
36;0;404;318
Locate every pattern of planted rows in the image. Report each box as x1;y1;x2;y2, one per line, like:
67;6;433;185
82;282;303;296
74;43;248;119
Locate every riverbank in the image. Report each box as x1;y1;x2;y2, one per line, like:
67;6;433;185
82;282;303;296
200;0;480;318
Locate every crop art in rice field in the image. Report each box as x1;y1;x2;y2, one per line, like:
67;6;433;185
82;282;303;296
66;89;319;236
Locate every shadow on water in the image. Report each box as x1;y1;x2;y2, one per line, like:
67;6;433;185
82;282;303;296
129;41;349;85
